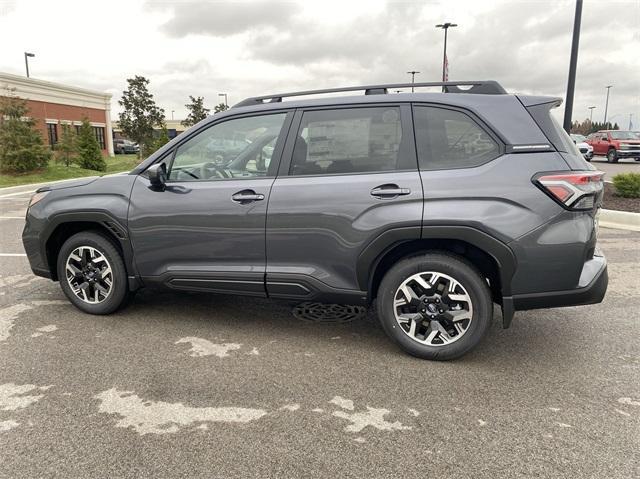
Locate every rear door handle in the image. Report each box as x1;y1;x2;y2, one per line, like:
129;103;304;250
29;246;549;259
231;190;265;203
370;184;411;198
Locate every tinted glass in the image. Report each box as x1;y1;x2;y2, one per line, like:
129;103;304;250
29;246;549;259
168;113;286;181
290;107;403;175
413;106;500;170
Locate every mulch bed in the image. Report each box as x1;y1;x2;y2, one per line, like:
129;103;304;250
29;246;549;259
603;183;640;213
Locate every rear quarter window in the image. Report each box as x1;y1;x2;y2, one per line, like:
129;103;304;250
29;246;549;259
413;106;501;170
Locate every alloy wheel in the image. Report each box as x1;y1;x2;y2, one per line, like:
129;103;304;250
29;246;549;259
393;271;473;346
65;246;113;304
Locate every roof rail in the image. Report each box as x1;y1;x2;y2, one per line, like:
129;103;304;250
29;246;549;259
233;81;507;108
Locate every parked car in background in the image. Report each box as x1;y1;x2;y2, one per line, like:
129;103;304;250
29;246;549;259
113;139;140;155
570;134;593;161
585;130;640;163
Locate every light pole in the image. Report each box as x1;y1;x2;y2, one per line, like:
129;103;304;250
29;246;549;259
436;22;457;89
562;0;582;133
588;106;596;122
603;85;612;124
218;93;228;108
24;52;35;78
171;110;175;121
406;71;420;92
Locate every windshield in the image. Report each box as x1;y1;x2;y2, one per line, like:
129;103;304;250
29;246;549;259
609;131;640;140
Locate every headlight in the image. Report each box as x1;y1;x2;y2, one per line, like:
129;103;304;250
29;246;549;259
28;191;50;208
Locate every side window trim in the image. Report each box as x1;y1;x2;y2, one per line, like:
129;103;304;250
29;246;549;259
279;103;415;178
145;110;294;182
411;103;505;172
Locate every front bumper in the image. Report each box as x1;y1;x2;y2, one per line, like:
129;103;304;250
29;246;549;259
511;254;607;310
617;150;640;158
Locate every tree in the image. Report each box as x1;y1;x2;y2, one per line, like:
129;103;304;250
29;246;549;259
214;103;229;114
0;93;51;173
77;118;106;171
182;96;210;127
118;75;165;158
55;124;78;167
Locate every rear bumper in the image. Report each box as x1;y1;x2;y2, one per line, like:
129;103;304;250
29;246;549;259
512;254;607;311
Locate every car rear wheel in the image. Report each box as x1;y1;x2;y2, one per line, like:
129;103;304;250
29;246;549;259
607;149;618;163
377;252;492;360
57;231;129;315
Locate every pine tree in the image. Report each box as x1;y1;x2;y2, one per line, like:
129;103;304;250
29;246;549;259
182;96;210;127
77;118;106;171
213;103;229;114
152;124;170;151
118;76;165;158
0;93;51;173
55;124;78;167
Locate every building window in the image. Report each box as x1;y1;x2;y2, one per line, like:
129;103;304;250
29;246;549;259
47;123;58;147
93;127;106;149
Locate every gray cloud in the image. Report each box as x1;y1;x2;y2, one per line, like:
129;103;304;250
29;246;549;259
151;0;300;37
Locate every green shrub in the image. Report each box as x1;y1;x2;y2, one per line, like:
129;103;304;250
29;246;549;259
0;94;51;173
76;118;106;171
612;173;640;198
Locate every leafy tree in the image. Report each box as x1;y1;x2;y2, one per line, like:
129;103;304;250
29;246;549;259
77;118;106;171
0;93;51;173
55;124;78;167
182;96;210;127
570;119;620;136
118;75;165;158
214;102;229;114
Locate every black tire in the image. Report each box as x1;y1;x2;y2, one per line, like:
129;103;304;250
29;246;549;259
377;252;492;361
607;148;618;163
57;231;129;315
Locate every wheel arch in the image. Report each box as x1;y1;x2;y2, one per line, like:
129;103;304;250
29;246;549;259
359;226;517;303
42;212;137;286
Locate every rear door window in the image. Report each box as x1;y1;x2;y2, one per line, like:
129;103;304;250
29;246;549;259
289;106;410;175
413;106;500;170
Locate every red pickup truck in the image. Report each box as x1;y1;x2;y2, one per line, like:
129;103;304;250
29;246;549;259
585;130;640;163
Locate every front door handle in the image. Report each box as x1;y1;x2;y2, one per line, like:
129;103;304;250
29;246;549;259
232;190;265;203
370;184;411;199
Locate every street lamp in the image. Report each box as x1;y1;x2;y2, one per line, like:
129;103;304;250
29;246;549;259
24;52;35;78
603;85;613;124
562;0;583;133
588;106;596;122
406;71;420;92
435;22;457;89
218;93;228;108
171;110;175;121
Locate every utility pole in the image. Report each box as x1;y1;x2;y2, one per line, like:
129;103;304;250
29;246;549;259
436;22;457;91
171;110;175;121
218;93;228;108
406;71;420;92
562;0;582;133
604;85;613;124
588;106;595;122
629;113;633;131
24;52;35;78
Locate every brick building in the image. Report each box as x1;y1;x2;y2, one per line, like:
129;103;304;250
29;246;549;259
0;72;114;156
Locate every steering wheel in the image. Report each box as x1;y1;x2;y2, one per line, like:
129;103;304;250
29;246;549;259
200;162;230;179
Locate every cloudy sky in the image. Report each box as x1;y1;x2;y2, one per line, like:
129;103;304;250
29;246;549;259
0;0;638;127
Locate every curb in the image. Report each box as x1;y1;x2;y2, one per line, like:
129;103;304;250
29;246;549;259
599;208;640;232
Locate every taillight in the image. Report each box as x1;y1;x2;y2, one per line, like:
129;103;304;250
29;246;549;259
535;171;604;210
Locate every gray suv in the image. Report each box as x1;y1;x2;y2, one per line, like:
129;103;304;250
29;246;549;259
22;81;608;360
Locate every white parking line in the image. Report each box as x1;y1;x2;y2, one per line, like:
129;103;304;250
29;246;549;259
0;190;36;198
0;217;25;219
0;254;27;257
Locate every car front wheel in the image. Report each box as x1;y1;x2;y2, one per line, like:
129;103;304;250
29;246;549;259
377;252;492;360
57;231;129;315
607;149;618;163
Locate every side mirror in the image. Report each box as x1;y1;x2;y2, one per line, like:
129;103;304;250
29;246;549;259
147;163;166;191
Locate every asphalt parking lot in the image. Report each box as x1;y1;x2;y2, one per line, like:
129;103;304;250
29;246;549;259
591;155;639;177
1;185;639;479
